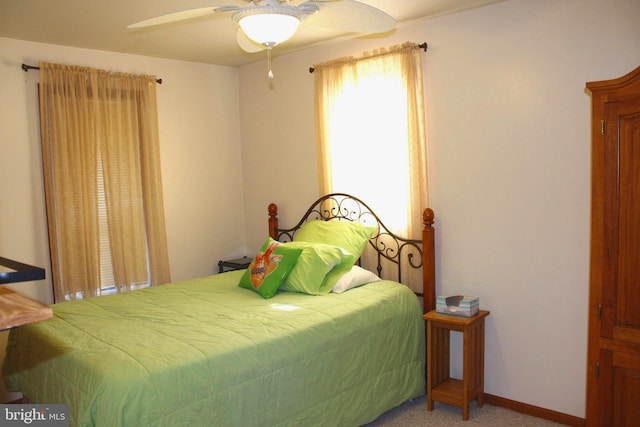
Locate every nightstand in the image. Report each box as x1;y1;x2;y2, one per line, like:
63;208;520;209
423;309;490;420
217;256;252;273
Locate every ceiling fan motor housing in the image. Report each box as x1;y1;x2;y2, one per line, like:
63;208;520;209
232;3;317;24
233;5;316;46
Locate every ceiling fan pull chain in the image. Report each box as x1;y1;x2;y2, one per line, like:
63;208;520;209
267;46;274;79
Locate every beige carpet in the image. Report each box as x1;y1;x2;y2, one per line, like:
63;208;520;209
365;395;568;427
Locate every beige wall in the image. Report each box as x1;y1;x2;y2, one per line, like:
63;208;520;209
0;37;246;400
238;0;640;418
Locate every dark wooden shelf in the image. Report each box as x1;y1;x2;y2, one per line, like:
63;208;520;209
218;256;252;273
0;257;45;284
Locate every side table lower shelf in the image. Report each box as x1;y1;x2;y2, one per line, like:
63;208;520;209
431;378;465;406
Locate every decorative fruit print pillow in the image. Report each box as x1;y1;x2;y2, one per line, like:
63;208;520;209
238;237;302;299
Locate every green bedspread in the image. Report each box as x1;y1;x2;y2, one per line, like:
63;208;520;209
3;270;425;427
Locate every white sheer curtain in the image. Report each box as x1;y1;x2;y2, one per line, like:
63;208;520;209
313;43;429;292
39;62;171;301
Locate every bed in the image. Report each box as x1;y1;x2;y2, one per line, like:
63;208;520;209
3;193;436;426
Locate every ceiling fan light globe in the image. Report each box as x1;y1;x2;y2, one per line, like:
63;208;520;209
238;13;300;46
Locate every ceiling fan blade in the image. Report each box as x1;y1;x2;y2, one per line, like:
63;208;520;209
237;28;267;53
127;6;238;29
301;0;396;34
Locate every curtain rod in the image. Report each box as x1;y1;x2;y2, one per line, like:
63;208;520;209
21;64;163;84
308;42;428;74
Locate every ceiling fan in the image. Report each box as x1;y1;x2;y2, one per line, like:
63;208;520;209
128;0;396;78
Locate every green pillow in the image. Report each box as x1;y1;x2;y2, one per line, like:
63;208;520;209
238;237;302;299
280;241;347;295
320;254;357;291
293;219;376;263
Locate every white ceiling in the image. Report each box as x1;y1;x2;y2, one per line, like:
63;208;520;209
0;0;506;67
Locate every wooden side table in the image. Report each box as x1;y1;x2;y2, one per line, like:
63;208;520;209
423;309;490;420
217;256;252;273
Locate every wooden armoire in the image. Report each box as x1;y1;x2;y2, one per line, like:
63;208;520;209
586;66;640;427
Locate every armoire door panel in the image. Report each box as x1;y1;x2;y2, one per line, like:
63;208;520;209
601;101;621;340
596;351;640;427
612;351;640;427
600;98;640;341
614;101;640;335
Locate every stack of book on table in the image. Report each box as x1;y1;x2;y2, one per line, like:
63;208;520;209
436;295;479;317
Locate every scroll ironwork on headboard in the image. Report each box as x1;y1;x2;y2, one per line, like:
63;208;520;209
269;193;424;286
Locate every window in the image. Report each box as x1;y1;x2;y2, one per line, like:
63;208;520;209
323;69;412;227
313;43;429;292
39;62;171;301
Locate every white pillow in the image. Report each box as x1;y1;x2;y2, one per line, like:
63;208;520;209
331;265;381;294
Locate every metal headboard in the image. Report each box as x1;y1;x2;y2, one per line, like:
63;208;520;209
269;193;425;288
